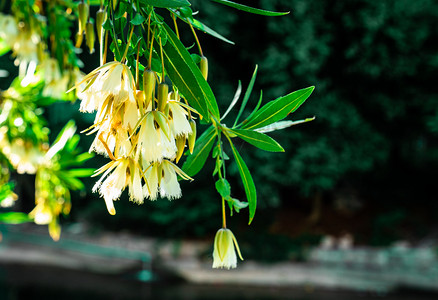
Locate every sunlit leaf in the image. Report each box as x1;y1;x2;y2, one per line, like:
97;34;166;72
241;86;314;130
0;212;31;224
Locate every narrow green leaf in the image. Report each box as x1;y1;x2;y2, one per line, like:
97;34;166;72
222;81;242;121
160;23;220;120
230;128;284;152
0;212;32;224
140;0;191;8
242;86;314;130
233;65;257;127
242;90;263;126
172;9;234;45
255;117;316;133
228;138;256;224
215;178;231;198
211;0;289;16
65;168;96;178
130;13;146;25
182;126;217;177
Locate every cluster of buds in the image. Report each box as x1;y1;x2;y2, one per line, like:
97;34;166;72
70;61;196;215
76;1;106;54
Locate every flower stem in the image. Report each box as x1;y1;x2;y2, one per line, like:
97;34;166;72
222;196;227;228
121;25;135;63
188;21;203;56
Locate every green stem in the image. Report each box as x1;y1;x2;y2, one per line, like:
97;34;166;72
222;196;227;228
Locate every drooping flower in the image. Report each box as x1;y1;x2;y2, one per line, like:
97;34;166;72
137;112;177;164
71;61;136;113
168;100;192;138
212;228;244;269
142;159;192;201
92;158;129;215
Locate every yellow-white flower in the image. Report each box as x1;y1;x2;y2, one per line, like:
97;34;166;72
92;158;129;215
138;112;176;164
168;100;192;138
70;61;136;113
142;160;192;201
212;228;244;269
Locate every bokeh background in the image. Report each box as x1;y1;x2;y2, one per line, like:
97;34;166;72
1;0;438;298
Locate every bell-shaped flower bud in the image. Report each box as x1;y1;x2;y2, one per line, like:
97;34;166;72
75;32;83;48
85;20;95;54
143;69;155;109
96;7;107;44
212;228;243;269
175;135;186;163
157;83;168;112
200;56;208;81
188;119;196;154
78;1;89;34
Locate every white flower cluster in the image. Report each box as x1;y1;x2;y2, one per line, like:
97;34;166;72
72;61;195;215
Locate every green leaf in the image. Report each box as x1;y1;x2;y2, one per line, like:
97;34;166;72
215;178;231;198
255;117;316;133
130;13;146;25
222;81;242;120
228;138;256;224
242;86;314;130
182;126;217;177
172;9;234;45
233;65;257;127
0;212;31;224
0;38;11;56
227;197;248;213
140;0;191;8
65;168;96;178
160;23;220;120
230;128;284;152
211;0;289;16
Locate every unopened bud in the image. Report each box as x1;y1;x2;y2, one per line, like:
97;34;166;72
85;21;95;54
96;8;106;44
112;0;118;10
188;119;196;154
75;32;83;48
78;2;89;34
143;69;156;109
175;136;186;163
200;56;208;81
157;83;168;112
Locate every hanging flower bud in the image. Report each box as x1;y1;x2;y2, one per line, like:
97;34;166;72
96;7;107;44
157;83;168;112
85;20;95;54
188;119;196;154
143;69;155;109
200;56;208;81
75;32;83;48
212;228;244;269
78;1;89;34
175;136;186;163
